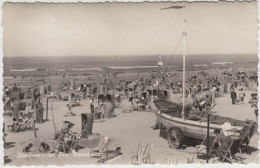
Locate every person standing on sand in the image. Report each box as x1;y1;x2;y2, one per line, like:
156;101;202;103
35;103;40;123
90;97;94;114
239;88;245;104
83;82;87;99
254;109;258;122
38;101;44;123
231;89;237;105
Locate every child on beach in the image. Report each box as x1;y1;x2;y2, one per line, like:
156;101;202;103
239;88;245;104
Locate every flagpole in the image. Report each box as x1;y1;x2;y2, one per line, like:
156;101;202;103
182;5;186;120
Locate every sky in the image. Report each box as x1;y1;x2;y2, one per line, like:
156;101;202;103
2;1;258;57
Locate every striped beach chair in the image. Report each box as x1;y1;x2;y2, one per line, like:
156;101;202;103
131;142;151;165
90;136;109;158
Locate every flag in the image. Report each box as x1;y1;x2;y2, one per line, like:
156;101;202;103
160;6;184;10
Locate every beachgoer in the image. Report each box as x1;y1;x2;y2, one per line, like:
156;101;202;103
38;101;44;123
83;82;87;98
35;103;40;123
214;129;233;157
38;142;50;152
255;109;258;122
231;89;237;105
90;98;94;114
239;88;245;104
23;143;33;152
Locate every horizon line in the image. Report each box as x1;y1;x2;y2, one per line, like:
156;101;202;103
3;53;258;58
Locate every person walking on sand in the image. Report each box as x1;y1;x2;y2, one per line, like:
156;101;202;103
239;88;245;104
231;89;237;105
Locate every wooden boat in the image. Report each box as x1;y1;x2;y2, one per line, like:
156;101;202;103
153;99;248;148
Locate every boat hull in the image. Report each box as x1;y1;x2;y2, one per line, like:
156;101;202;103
153;105;221;140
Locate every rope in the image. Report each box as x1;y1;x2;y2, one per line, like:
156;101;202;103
165;33;184;72
186;34;193;68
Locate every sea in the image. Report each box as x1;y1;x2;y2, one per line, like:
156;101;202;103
3;54;258;74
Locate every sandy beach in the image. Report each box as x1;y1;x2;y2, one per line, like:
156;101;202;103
4;86;259;165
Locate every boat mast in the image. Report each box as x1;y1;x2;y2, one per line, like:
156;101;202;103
182;5;186;120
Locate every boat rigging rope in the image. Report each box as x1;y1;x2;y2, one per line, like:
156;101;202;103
165;34;184;72
165;33;193;72
186;34;193;68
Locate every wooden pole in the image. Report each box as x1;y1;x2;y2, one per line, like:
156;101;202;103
46;98;49;120
207;112;210;163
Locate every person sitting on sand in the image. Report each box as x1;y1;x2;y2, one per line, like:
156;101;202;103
11;118;21;132
38;142;50;152
23;143;33;153
128;90;134;105
214;129;233;157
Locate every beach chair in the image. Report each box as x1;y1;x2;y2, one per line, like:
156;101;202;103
131;142;151;165
90;136;109;158
20;112;35;131
219;140;234;163
219;130;241;163
196;135;217;159
163;157;178;165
